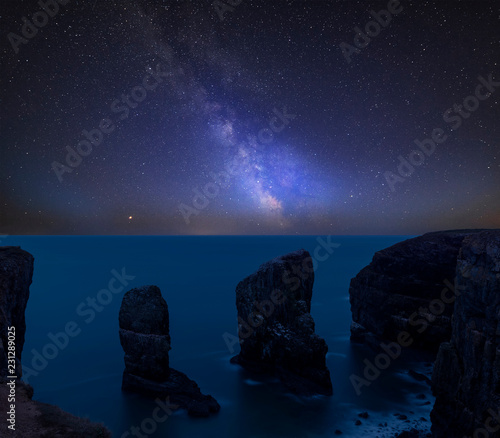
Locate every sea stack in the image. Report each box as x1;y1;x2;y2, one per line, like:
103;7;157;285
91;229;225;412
431;230;500;437
0;246;34;378
119;285;220;417
231;249;332;396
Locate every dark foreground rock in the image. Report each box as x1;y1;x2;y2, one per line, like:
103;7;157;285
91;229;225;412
348;229;500;438
0;246;111;437
349;230;485;352
0;246;34;378
0;379;111;438
119;285;220;417
431;231;500;437
230;249;332;396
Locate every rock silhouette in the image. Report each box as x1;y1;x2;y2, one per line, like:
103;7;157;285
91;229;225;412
119;285;220;417
349;230;485;352
0;246;34;379
431;230;500;437
231;249;332;396
0;246;111;437
349;229;500;437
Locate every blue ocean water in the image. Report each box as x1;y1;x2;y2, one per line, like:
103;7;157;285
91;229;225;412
9;236;434;437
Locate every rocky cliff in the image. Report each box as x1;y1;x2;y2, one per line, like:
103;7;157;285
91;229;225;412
230;249;332;396
349;230;484;352
431;230;500;437
0;246;34;379
0;246;111;437
119;285;220;417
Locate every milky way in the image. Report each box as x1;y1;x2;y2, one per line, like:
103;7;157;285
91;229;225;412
1;0;499;234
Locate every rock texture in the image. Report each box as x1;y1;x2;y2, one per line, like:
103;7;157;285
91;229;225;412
431;230;500;437
0;246;34;379
230;249;332;396
119;285;220;417
349;230;485;352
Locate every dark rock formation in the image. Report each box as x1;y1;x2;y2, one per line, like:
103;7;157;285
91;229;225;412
119;285;220;417
230;249;332;396
119;285;171;381
349;230;485;352
348;229;499;437
0;379;111;437
0;246;111;437
431;231;500;437
0;246;34;379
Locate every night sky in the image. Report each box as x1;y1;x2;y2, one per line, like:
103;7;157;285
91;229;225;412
1;0;499;235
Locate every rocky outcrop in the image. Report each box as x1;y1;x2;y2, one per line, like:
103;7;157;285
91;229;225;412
431;230;500;437
119;285;220;417
230;249;332;396
0;246;34;379
0;379;111;438
349;230;485;352
0;246;111;437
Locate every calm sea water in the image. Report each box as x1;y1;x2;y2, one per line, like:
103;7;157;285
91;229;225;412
9;236;434;438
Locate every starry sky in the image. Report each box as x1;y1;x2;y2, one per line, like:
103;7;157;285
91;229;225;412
1;0;499;235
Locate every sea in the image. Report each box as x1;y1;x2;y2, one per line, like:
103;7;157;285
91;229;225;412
9;235;435;438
